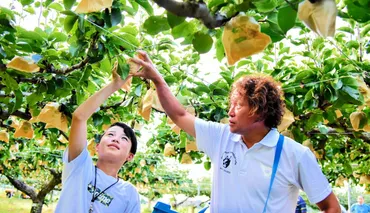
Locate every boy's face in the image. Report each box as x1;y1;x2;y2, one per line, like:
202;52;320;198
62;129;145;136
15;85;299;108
228;91;260;134
96;126;134;164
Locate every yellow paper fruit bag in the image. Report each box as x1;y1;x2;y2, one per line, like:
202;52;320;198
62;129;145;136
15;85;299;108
185;140;198;152
14;121;34;139
138;88;155;121
164;143;176;157
87;139;97;157
0;130;9;143
277;108;295;131
298;0;337;37
36;103;68;132
76;0;113;13
222;16;271;65
7;57;40;73
181;153;192;164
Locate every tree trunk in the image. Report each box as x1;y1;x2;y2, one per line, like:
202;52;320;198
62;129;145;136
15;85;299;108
4;168;61;213
30;201;43;213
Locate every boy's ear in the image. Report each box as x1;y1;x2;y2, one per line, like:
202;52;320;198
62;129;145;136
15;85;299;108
126;153;134;162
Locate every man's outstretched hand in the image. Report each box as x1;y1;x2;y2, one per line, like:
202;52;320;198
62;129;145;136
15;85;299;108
130;50;162;84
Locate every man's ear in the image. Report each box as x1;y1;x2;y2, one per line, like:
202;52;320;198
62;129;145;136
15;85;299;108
96;143;100;152
126;153;134;162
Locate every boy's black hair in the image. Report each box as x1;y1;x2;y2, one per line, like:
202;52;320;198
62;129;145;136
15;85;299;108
102;122;137;154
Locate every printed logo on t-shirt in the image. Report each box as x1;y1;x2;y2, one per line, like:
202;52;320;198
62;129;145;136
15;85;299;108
87;183;114;206
220;151;237;173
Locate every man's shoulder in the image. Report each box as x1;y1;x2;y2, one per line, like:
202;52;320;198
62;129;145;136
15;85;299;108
282;136;310;156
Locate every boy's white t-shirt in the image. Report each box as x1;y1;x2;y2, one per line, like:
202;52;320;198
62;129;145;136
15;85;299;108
195;118;332;213
55;147;140;213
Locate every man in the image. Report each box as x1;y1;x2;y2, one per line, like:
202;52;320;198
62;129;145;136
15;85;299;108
350;196;370;213
55;63;140;213
296;195;307;213
131;51;341;213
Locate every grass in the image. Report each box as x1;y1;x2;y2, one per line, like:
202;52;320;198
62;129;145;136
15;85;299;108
0;190;57;213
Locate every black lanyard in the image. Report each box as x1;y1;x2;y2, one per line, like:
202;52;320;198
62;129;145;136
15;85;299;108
91;166;119;203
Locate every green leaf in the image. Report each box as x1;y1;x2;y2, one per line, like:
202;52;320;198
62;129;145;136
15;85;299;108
192;32;213;54
337;26;354;34
16;42;33;52
110;33;139;50
20;0;34;6
1;72;19;91
111;8;122;26
24;7;36;14
49;32;68;42
49;2;64;11
10;90;23;114
346;40;360;49
277;5;297;33
17;28;45;43
260;21;285;42
215;38;225;62
63;0;76;10
26;93;44;106
167;12;186;28
144;16;170;35
117;57;130;80
64;15;78;33
135;0;153;15
204;161;211;171
119;25;139;36
346;0;370;23
361;24;370;37
171;21;196;39
99;57;111;74
253;0;279;12
0;7;16;20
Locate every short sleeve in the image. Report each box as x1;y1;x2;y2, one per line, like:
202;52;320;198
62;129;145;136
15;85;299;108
297;149;332;204
62;145;92;183
195;118;227;160
124;187;141;213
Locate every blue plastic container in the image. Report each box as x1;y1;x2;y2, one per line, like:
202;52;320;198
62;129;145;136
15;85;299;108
152;202;178;213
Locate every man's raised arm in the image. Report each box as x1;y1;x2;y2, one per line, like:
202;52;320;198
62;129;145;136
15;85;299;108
130;51;196;137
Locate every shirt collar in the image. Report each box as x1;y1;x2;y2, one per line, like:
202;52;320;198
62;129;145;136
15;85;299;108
230;128;280;147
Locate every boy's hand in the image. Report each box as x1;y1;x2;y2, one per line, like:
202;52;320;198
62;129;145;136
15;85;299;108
112;61;132;90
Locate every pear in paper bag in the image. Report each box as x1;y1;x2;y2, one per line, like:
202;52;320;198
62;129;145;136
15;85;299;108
87;139;97;156
277;108;295;131
37;103;68;132
181;153;192;164
185;140;198;152
298;0;337;37
164;143;176;157
14;121;34;139
76;0;113;13
222;16;271;65
0;130;9;143
138;88;155;121
7;57;40;73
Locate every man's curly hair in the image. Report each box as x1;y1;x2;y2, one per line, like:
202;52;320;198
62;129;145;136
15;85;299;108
231;74;285;128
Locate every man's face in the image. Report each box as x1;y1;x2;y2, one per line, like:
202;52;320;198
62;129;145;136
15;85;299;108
96;126;134;164
228;91;260;135
358;196;364;204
